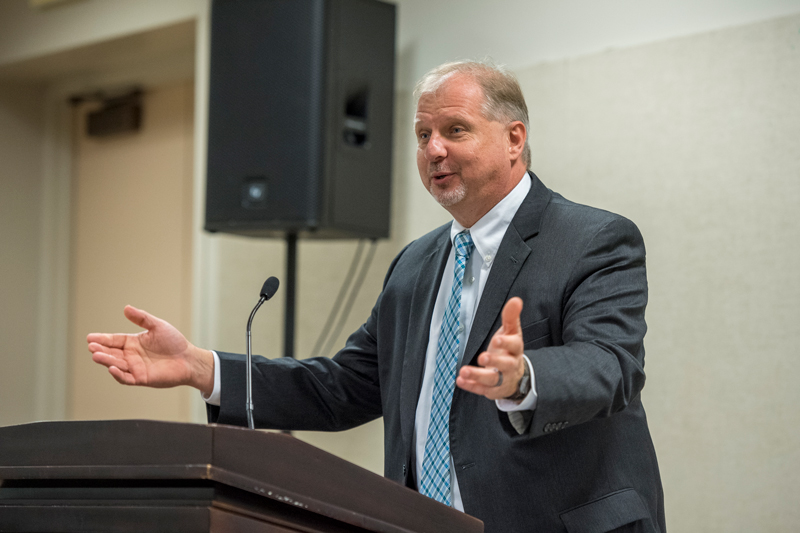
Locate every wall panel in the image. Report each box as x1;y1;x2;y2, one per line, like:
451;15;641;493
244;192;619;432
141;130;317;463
514;14;800;532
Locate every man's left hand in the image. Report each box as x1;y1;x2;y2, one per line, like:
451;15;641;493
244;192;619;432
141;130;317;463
456;297;525;400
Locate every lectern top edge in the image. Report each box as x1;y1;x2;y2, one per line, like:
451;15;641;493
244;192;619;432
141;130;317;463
0;420;483;533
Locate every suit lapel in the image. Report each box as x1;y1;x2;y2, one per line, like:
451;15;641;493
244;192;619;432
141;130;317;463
399;228;452;447
461;172;552;367
397;172;551;439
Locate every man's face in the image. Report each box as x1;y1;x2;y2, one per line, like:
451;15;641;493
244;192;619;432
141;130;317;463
415;74;516;226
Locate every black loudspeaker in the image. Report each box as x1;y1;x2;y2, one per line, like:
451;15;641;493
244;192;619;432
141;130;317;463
205;0;396;239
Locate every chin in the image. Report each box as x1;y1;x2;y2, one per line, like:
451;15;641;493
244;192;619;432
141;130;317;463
430;182;467;207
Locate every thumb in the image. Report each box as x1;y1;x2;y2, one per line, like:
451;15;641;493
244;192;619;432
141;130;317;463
501;297;523;337
123;305;158;332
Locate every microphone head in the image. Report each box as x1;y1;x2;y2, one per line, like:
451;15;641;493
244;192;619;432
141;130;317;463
260;276;280;300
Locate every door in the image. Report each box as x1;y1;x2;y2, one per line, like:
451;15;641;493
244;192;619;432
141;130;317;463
68;80;195;421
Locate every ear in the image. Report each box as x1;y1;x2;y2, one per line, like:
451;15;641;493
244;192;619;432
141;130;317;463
507;121;526;162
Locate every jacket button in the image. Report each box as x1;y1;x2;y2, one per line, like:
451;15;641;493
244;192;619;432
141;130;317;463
402;464;406;475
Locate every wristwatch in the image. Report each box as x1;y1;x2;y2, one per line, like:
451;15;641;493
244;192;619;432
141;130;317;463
505;358;531;402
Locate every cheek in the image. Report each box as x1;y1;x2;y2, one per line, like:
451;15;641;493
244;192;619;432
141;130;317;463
465;147;479;162
454;146;480;171
417;147;428;169
416;149;427;177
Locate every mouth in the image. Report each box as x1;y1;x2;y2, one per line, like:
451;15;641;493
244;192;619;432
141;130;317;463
431;171;455;182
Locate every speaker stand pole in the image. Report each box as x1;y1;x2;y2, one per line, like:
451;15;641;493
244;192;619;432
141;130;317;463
284;233;297;360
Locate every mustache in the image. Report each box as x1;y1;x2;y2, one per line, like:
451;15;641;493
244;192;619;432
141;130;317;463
429;164;458;175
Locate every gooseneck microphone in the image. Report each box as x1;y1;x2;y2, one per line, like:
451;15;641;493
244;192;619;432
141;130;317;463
246;276;280;429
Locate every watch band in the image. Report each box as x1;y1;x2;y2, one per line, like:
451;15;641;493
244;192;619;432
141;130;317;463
505;358;531;402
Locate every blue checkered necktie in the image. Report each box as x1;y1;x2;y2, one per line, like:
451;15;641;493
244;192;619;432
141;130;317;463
420;230;474;506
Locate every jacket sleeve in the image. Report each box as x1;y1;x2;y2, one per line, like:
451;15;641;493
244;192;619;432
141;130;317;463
207;242;413;431
207;324;383;431
524;215;649;437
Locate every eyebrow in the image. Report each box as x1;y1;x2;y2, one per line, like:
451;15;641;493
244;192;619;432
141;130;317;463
414;113;473;127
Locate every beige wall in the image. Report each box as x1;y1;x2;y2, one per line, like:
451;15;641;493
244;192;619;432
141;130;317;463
0;82;45;426
511;15;800;532
392;0;800;89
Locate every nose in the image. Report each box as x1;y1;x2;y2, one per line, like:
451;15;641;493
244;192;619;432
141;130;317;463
424;134;446;161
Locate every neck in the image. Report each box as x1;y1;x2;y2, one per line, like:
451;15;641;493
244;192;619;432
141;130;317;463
451;166;527;228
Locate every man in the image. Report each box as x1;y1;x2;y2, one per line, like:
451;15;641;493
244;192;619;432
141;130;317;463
89;61;665;532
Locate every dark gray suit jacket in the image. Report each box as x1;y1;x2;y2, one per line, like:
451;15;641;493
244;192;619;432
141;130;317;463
208;173;666;533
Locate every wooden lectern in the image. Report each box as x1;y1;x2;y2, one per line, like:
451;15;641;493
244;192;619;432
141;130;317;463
0;420;483;532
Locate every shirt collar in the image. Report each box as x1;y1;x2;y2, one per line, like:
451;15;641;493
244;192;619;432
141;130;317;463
450;172;532;266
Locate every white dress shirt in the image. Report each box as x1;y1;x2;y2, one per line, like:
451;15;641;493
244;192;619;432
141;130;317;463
204;174;539;512
413;173;536;511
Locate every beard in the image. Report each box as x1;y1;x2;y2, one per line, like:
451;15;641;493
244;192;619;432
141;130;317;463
430;182;466;207
428;178;467;207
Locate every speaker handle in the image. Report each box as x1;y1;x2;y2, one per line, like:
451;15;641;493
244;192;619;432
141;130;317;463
343;88;369;147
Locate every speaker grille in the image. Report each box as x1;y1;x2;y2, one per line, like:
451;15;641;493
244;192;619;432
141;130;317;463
206;0;395;239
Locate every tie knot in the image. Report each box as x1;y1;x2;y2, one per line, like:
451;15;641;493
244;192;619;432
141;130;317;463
453;231;474;259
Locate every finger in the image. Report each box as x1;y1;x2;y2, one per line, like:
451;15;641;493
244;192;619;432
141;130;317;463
458;365;505;389
485;334;524;359
477;349;522;372
455;377;492;397
501;297;523;337
486;327;504;353
108;366;136;386
455;372;491;396
456;367;509;399
87;342;123;357
92;351;130;372
86;332;130;349
123;305;159;331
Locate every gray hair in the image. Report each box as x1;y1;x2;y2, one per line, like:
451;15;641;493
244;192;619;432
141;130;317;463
414;60;531;169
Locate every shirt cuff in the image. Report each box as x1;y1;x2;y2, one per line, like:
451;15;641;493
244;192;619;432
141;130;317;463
201;350;222;406
495;355;538;412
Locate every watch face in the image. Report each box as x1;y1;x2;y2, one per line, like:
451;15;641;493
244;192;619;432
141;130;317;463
506;376;530;402
519;376;531;395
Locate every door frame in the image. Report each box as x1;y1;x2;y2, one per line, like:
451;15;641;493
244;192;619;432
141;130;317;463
34;14;216;424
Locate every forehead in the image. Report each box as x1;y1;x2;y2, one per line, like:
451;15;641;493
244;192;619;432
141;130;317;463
414;74;485;122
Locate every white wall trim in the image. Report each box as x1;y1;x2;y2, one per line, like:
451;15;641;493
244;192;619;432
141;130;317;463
33;86;72;421
189;5;217;424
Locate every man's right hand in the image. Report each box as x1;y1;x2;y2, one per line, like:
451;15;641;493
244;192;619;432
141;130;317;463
87;305;215;397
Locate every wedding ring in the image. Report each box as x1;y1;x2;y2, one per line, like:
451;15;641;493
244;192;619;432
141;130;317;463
493;369;503;387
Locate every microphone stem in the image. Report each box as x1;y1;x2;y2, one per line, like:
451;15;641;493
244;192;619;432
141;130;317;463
246;296;266;430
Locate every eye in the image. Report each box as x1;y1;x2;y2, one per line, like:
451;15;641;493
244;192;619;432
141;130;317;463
452;126;464;134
